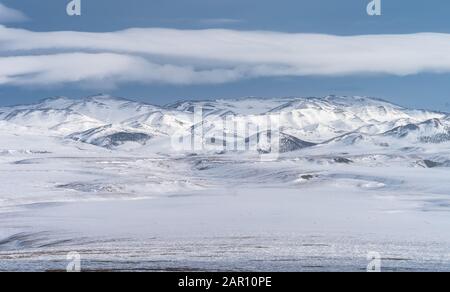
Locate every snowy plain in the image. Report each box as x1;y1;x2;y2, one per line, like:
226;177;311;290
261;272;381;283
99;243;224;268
0;95;450;271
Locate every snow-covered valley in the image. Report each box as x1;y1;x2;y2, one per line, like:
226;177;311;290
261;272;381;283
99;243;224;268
1;95;450;271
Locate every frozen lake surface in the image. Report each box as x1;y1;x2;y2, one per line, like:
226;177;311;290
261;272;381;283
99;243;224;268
1;156;450;272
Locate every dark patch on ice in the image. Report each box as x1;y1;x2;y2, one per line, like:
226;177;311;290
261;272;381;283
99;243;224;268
301;243;330;247
300;174;317;180
384;257;412;261
421;199;450;212
0;232;53;250
94;132;153;148
333;157;353;164
423;160;441;168
194;160;214;171
37;239;75;248
12;159;40;165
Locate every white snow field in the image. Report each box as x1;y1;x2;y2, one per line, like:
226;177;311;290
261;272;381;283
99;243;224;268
0;95;450;271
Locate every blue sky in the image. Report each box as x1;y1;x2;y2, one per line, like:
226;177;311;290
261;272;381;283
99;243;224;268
1;0;450;111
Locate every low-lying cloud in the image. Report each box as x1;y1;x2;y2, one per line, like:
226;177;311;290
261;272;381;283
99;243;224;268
1;25;450;88
0;3;27;23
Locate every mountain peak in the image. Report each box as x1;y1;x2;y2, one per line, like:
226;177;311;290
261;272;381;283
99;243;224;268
321;95;403;108
38;96;72;103
36;96;75;110
84;94;128;103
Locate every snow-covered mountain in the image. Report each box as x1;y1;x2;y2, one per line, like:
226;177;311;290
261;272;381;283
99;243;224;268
383;118;450;143
0;94;448;152
3;94;450;273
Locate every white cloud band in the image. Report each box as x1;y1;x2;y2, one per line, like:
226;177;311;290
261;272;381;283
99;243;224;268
0;3;27;23
1;25;450;87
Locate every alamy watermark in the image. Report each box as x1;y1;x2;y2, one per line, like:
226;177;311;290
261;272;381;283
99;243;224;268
367;0;382;16
66;1;381;17
367;251;382;272
66;251;81;272
170;106;281;161
66;0;81;16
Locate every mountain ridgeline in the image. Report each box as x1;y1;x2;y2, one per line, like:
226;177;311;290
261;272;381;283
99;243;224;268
0;95;448;151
